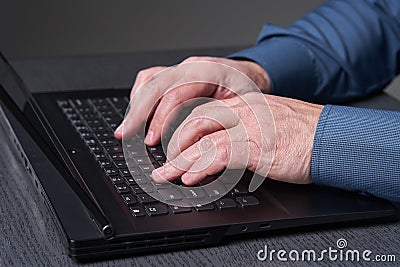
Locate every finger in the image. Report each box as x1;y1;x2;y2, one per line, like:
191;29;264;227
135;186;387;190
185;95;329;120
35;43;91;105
114;66;165;139
115;67;180;140
131;66;167;99
152;129;233;183
144;83;217;146
181;129;250;185
151;139;205;183
167;103;239;160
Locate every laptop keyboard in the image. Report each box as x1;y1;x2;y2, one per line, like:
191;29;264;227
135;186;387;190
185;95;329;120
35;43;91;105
57;96;259;217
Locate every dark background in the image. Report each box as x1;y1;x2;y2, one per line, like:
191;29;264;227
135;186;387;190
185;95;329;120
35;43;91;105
1;0;399;99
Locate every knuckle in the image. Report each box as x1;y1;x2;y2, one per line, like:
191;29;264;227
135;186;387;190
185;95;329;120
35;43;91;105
190;105;206;117
216;144;230;161
183;56;202;63
162;89;180;102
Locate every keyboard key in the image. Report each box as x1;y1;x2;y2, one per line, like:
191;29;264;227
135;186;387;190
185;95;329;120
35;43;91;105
158;188;183;201
121;193;137;205
133;176;149;185
100;139;119;146
181;188;205;199
125;177;136;185
135;157;153;165
137;194;158;204
84;138;97;146
152;153;166;161
115;185;130;194
128;168;141;177
204;182;226;197
215;198;237;210
139;184;154;193
145;204;168;216
110;176;125;185
170;206;192;214
104;167;119;176
236;196;259;207
151;181;172;189
93;152;106;161
194;203;214;212
120;169;133;177
99;160;111;168
114;161;128;168
140;164;155;173
147;146;163;154
131;185;145;194
109;153;125;161
106;146;123;153
96;132;112;139
231;184;249;196
130;206;146;217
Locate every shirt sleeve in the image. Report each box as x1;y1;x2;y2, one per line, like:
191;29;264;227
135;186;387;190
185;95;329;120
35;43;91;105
229;0;400;103
312;105;400;202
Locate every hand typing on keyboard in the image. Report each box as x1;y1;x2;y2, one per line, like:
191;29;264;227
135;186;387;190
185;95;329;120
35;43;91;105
151;93;322;187
114;57;323;191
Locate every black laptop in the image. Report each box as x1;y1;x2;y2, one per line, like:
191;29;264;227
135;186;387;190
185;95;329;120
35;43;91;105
0;52;397;261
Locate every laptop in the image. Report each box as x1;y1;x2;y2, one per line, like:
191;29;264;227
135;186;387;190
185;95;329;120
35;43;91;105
0;51;397;261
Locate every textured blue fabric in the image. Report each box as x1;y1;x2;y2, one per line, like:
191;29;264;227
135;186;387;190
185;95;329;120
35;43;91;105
228;0;400;202
229;0;400;103
312;105;400;202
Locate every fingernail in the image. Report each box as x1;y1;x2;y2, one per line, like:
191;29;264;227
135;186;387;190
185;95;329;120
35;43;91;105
144;130;154;144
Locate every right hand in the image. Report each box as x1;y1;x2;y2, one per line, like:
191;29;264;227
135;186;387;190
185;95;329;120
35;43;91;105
114;56;270;145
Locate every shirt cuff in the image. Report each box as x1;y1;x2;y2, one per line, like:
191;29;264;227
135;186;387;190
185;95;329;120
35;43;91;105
312;105;400;202
228;36;317;100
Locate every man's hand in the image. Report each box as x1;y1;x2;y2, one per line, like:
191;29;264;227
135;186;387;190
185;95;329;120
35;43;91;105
152;93;323;185
114;57;270;145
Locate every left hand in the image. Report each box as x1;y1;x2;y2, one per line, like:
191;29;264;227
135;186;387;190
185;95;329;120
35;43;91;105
152;92;323;186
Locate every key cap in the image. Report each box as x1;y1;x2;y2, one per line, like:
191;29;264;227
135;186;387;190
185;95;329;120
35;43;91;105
133;176;149;185
140;164;155;173
115;185;130;194
231;184;249;196
152;153;166;161
135;157;153;165
215;198;237;210
99;160;111;168
125;177;136;185
137;194;158;204
236;196;259;207
121;193;137;205
194;203;214;212
104;167;118;177
118;169;131;177
181;188;205;199
130;206;146;217
158;188;183;201
114;161;128;168
145;204;168;216
106;146;123;153
151;181;172;189
110;176;125;185
204;182;226;197
170;206;192;214
131;185;145;194
109;153;125;161
100;139;119;147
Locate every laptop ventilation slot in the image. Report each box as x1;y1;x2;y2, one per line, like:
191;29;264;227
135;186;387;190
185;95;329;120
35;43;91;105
108;230;211;251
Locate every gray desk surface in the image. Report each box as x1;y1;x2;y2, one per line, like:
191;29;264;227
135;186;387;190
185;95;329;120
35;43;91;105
1;48;400;267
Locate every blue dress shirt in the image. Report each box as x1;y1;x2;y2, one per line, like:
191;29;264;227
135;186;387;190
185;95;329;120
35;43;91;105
230;0;400;202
